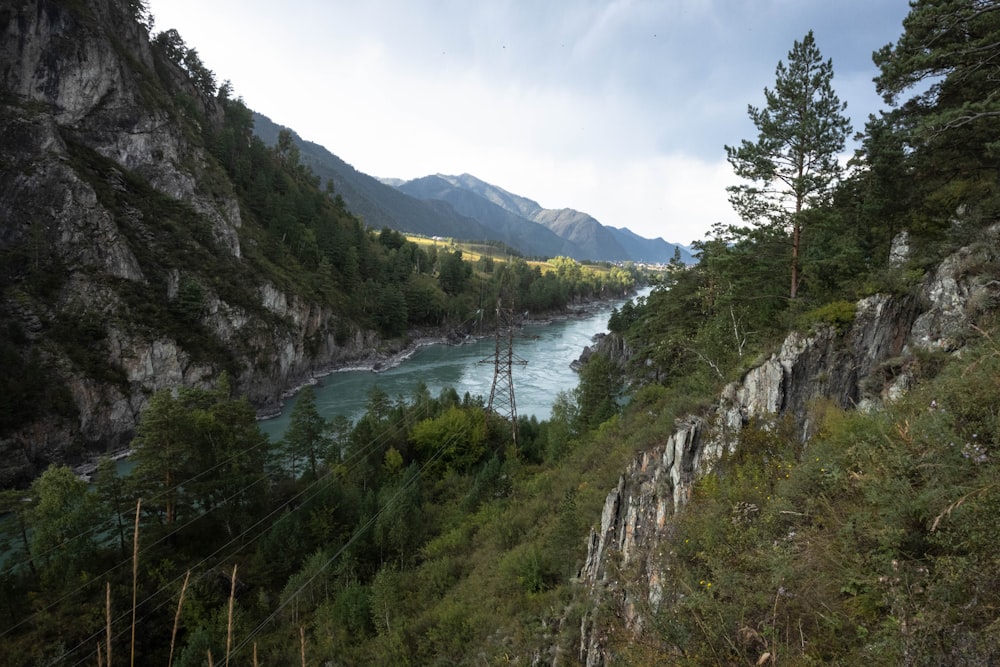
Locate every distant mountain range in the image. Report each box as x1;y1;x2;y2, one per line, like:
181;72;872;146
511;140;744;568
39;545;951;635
253;113;694;264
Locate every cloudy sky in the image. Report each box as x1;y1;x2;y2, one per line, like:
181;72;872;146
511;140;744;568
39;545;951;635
148;0;913;246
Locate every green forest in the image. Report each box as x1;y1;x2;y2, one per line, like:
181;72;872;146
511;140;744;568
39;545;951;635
2;0;1000;665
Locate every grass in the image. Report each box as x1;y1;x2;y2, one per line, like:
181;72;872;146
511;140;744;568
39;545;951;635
131;499;140;667
620;330;1000;664
226;565;237;667
168;571;190;667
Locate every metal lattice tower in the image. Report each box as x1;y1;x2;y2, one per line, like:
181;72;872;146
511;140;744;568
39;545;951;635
481;294;527;445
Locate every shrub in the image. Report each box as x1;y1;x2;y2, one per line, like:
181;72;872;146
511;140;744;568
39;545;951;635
798;299;857;334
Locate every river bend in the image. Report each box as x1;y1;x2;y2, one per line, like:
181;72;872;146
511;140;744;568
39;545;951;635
258;291;646;442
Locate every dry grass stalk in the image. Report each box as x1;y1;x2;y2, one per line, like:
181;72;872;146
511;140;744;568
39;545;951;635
225;564;238;667
207;649;214;667
253;642;259;667
168;570;191;667
105;581;112;667
931;483;996;531
96;641;103;667
130;498;141;667
300;626;306;667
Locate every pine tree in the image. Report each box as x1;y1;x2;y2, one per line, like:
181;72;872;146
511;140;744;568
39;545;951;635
874;0;1000;131
873;0;1000;237
27;466;101;587
725;31;852;299
282;386;329;479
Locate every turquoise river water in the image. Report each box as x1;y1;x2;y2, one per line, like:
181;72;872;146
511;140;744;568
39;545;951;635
257;289;648;442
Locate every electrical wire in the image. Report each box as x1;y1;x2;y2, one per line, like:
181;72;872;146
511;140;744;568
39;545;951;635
42;389;464;666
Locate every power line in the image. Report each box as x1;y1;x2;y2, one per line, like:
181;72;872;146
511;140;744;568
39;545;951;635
42;388;447;666
480;291;527;448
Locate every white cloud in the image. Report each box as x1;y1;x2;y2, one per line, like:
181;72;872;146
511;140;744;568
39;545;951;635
577;155;736;246
148;0;912;247
473;153;734;246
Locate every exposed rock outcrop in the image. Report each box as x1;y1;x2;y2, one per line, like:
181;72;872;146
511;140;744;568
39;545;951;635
0;1;395;485
571;331;631;371
577;227;1000;665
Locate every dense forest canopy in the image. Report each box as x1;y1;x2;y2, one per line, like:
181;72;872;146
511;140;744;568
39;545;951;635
2;0;1000;665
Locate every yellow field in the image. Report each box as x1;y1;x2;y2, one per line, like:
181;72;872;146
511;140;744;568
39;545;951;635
405;235;613;276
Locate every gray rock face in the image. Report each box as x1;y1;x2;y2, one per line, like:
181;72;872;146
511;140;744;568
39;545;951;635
909;236;998;352
572;332;631;371
578;417;705;664
0;1;390;485
576;227;1000;665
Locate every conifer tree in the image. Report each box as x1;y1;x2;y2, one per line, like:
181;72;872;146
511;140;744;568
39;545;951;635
874;0;1000;132
27;466;101;586
725;31;852;299
282;385;330;479
873;0;1000;235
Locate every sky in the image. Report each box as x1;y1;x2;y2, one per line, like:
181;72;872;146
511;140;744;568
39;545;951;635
147;0;914;247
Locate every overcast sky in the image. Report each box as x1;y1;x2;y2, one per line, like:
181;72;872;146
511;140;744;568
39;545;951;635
147;0;913;246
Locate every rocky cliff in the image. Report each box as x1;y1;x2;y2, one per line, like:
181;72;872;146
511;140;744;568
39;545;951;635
576;227;1000;665
0;1;389;486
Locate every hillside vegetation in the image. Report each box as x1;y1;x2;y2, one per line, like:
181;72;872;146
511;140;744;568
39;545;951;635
1;1;999;666
0;0;638;484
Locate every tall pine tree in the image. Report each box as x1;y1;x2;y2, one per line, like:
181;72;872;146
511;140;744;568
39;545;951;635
725;31;852;299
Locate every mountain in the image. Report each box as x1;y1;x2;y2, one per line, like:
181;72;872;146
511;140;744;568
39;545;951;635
402;173;696;264
607;225;691;263
426;173;696;263
250;117;694;263
251;113;496;242
394;175;576;258
0;2;491;485
531;206;630;261
434;172;545;220
577;234;1000;662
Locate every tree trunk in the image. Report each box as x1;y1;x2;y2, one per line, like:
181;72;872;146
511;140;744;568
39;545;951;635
791;184;803;300
166;469;175;525
790;221;800;300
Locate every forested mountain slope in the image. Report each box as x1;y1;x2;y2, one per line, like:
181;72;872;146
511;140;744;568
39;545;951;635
579;227;1000;664
398;172;697;264
570;4;1000;662
250;114;694;264
0;0;635;486
0;0;396;485
251;113;498;242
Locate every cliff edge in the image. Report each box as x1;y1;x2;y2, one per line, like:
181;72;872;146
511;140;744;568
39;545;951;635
576;227;1000;665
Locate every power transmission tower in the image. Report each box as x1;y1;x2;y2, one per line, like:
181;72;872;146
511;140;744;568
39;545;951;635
481;293;527;446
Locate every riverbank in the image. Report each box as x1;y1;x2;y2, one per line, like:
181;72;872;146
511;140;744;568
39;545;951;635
255;331;468;420
71;448;131;482
257;290;641;421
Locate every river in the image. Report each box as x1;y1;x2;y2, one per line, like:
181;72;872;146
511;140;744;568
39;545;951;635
0;291;644;569
258;290;647;442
